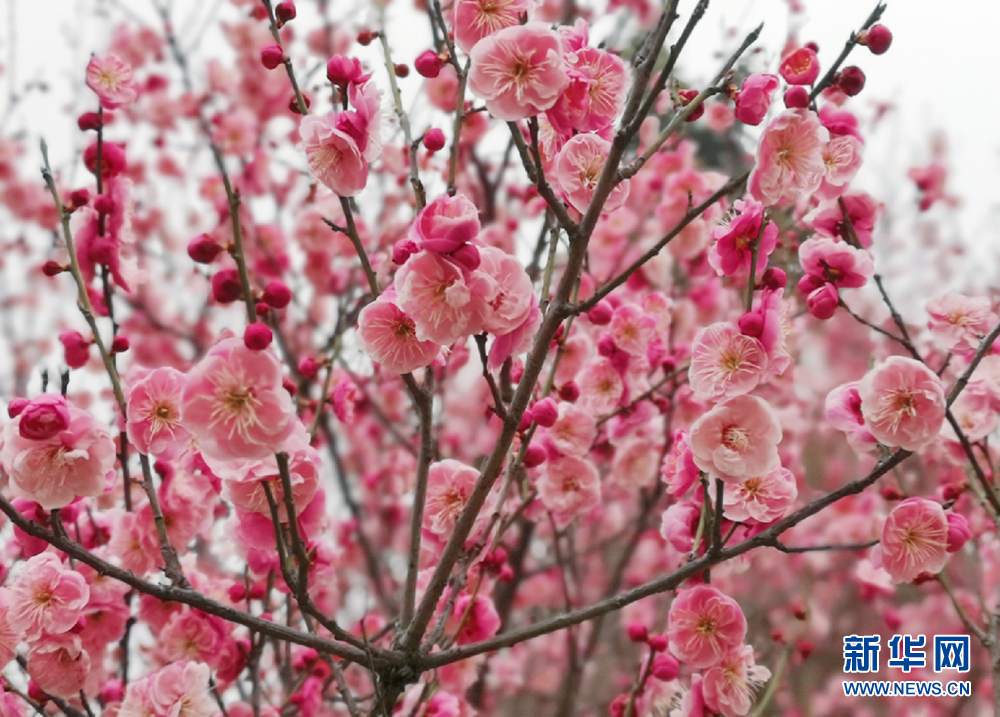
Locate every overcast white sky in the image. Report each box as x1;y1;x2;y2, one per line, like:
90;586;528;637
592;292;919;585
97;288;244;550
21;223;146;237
4;0;999;300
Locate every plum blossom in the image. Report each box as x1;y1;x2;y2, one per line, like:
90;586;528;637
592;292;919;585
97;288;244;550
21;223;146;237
410;193;482;269
701;645;771;717
876;498;950;583
555;133;630;214
8;552;89;639
926;293;994;354
546;38;628;134
86;54;139;109
689;395;782;484
721;466;797;523
668;585;747;669
817;134;864;199
749;109;829;206
127;367;192;454
180;337;297;461
825;381;877;450
142;661;218;717
1;398;116;509
708;198;778;277
537;455;601;529
662;430;700;497
577;357;624;414
688;322;768;401
857;356;946;451
356;295;441;374
453;0;534;53
468;23;569;121
396;251;483;345
472;246;534;336
424;460;482;538
26;633;91;698
299;113;368;197
797;236;874;290
545;402;596;457
733;74;778;126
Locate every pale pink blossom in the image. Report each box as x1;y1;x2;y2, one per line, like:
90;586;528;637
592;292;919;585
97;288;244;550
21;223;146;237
609;304;655;358
546;43;628;133
689;395;782;484
662;430;700;497
797;236;874;289
708;198;778;277
108;510;162;576
8;552;89;639
660;499;701;553
610;437;661;491
471;246;533;336
221;437;321;521
26;633;91;698
668;585;747;669
537;455;601;529
926;293;994;354
688;322;768;401
396;251;482;345
554;133;630;214
149;661;219;717
701;644;771;717
803;192;882;248
817;134;864;199
299;113;368;197
749;109;829;206
467;23;569;121
733;74;778;126
411;193;481;256
127;367;192;455
86;54;139;109
488;296;542;370
1;400;116;510
577;357;624;414
0;591;18;668
546;402;596;457
722;466;797;523
453;0;534;53
857;356;946;451
424;460;482;538
356;296;442;374
943;379;997;443
876;498;950;583
180;337;297;461
825;381;877;449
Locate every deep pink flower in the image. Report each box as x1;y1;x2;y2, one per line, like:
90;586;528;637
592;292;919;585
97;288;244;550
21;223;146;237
660;499;701;553
946;512;971;553
1;400;116;509
701;644;770;717
8;552;89;639
468;23;569;121
555;133;630;214
689;395;782;484
877;498;950;583
734;74;779;126
86;54;139;109
803;192;882;248
126;367;192;455
709;198;778;277
688;322;768;401
721;466;797;523
180;337;297;461
17;395;70;441
537;455;601;529
667;585;747;669
356;296;441;374
857;356;946;451
798;236;874;289
749;109;829;206
453;0;534;53
805;283;839;320
778;47;820;85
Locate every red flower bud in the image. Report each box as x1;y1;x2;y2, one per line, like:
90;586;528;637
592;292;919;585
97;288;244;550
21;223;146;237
394;63;409;78
738;311;765;338
211;268;243;304
836;66;866;96
357;30;376;46
423;128;446;152
530;397;559;428
77;112;102;132
587;300;613;325
261;44;285;70
946;512;971;553
862;24;892;55
783;86;810;109
648;635;668;652
262;280;293;309
188;234;225;264
677;89;704;121
42;261;66;277
626;622;648;643
83;141;127;179
60;330;91;369
558;382;580;402
650;655;680;682
761;267;787;291
523;444;547;468
244;323;273;351
806;283;839;320
275;1;296;26
797;639;814;660
415;50;445;79
111;336;129;354
289;93;311;115
70;188;90;209
93;194;114;215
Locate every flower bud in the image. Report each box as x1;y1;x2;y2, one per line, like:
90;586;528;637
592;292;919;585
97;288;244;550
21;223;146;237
946;512;971;553
797;639;814;660
394;63;409;78
676;89;704;121
289;93;311;114
60;330;91;369
327;55;370;86
779;47;820;85
298;357;320;379
111;336;130;354
84;141;127;179
93;194;114;215
648;635;668;652
262;280;293;309
796;273;824;296
806;283;839;320
836;66;866;96
626;622;648;643
211;268;243;304
423;128;446;152
530;397;559;428
18;395;70;441
597;334;617;357
650;655;680;682
77;112;102;132
228;583;247;602
862;24;892;55
244;323;274;351
587;300;613;326
523;444;547;468
738;311;765;338
558;382;580;402
415;49;444;78
761;267;787;291
357;30;376;46
783;86;810;109
261;44;285;70
188;234;225;264
69;188;90;209
42;261;66;277
275;1;296;26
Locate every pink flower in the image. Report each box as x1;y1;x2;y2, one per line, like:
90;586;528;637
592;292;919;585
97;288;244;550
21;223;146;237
149;662;218;717
537;455;601;529
662;430;700;497
299;112;368;197
778;47;820;85
857;356;946;451
468;23;569;121
797;236;874;289
424;460;482;538
945;379;998;442
0;592;19;668
411;193;481;256
688;322;768;401
611;437;661;491
817;134;864;199
734;74;779;126
701;645;770;717
86;54;139;109
356;296;441;374
721;466;797;523
825;381;877;449
452;0;534;53
927;293;994;354
395;251;482;345
554;133;629;214
470;246;534;336
946;512;971;553
180;337;297;461
609;304;656;358
126;367;192;455
449;594;501;644
748;109;829;206
660;499;701;553
667;585;747;669
26;633;91;698
488;296;542;370
221;437;321;521
1;400;116;510
8;552;89;640
17;395;70;441
877;498;950;583
577;358;624;414
708;198;778;277
803;192;882;248
689;395;782;484
546;43;628;134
